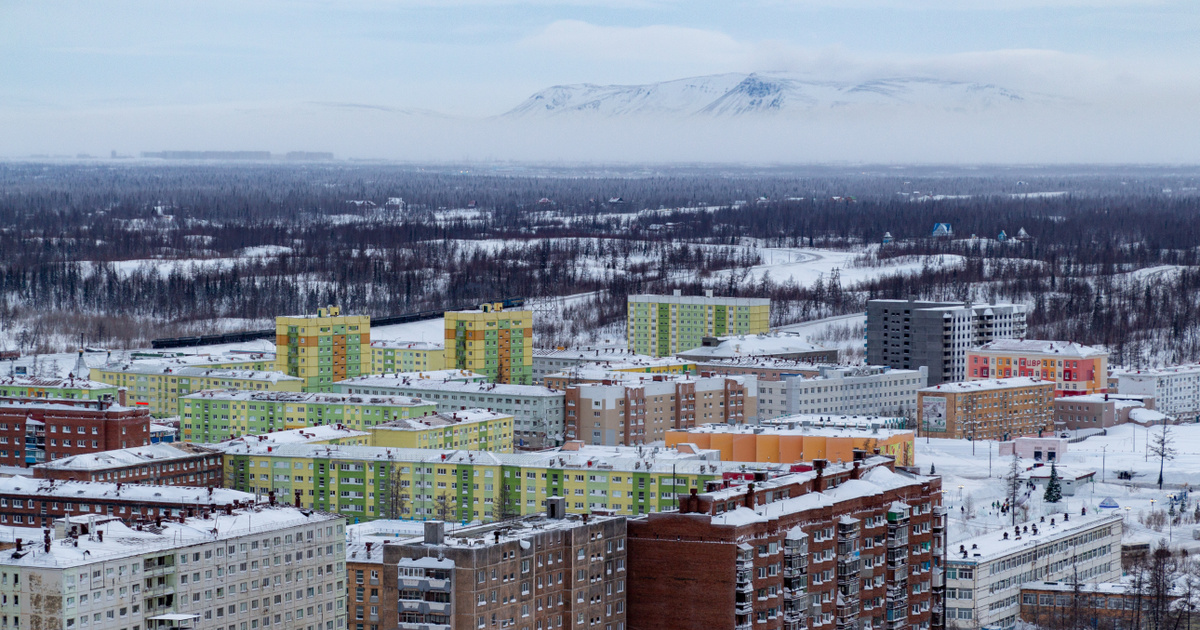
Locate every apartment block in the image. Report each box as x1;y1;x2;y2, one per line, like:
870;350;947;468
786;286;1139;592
627;455;945;630
366;410;514;452
1018;580;1181;628
1116;365;1200;422
867;300;1027;385
946;512;1122;630
32;442;222;485
384;508;627;630
1053;393;1151;431
675;333;837;364
445;303;533;385
276;305;372;391
219;441;743;523
697;358;827;382
179;390;437;442
560;371;757;446
91;364;303;417
346;541;393;630
0;476;254;527
334;373;564;449
370;340;445;374
627;290;770;357
0;397;151;467
532;347;695;385
0;505;346;630
0;374;120;402
967;340;1109;396
917;378;1055;440
665;420;916;466
752;365;927;421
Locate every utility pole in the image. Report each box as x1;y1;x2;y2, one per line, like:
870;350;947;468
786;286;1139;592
1101;445;1107;483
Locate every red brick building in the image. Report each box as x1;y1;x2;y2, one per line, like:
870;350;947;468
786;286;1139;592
31;442;222;486
0;397;151;467
627;455;945;630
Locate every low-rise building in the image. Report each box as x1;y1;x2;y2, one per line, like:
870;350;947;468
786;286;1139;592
675;333;838;364
32;442;222;485
1116;365;1200;422
694;357;827;382
998;436;1068;462
179;390;437;442
0;397;151;466
967;340;1109;397
945;511;1122;630
917;378;1055;440
1054;393;1152;431
333;374;563;449
665;419;916;466
0;505;346;630
370;340;445;374
1018;464;1095;497
384;508;627;630
1018;580;1182;628
0;476;256;527
0;374;120;401
90;353;292;416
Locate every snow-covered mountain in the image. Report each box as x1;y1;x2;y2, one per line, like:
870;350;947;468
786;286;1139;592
504;73;1047;118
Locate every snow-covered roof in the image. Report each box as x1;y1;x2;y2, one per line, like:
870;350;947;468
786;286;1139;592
0;375;115;390
0;476;252;504
428;512;624;549
1115;364;1200;378
1019;465;1095;481
180;389;432;407
921;377;1052;393
372;409;513;431
336;370;488;385
693;357;830;371
32;443;215;471
171;367;301;383
677;334;831;360
628;294;770;306
548;369;749;388
675;421;911;440
205;425;371;450
949;511;1122;564
338;376;561;398
96;353;275;375
370;340;444;351
1129;408;1169;423
533;347;655;361
973;339;1107;358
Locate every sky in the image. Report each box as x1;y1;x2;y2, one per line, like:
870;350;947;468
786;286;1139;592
2;0;1199;162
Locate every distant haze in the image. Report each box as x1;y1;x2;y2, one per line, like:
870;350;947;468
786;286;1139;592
2;1;1198;163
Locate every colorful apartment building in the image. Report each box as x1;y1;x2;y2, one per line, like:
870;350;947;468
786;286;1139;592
0;397;151;466
444;303;533;385
968;340;1109;396
665;419;916;466
627;290;771;357
370;340;445;373
91;363;302;416
179;389;437;442
918;377;1056;440
275;305;372;391
219;441;737;523
367;409;514;452
0;375;120;401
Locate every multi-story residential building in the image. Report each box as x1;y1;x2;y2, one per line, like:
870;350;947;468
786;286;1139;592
627;290;771;357
0;397;151;466
179;390;437;442
751;365;927;421
665;419;916;466
0;374;120;401
91;364;304;417
532;347;695;385
367;410;514;452
444;303;533;385
1053;393;1151;431
867;300;1028;385
345;540;392;630
967;340;1109;397
369;340;445;374
559;371;757;446
1116;365;1200;422
32;442;222;485
384;507;627;630
917;378;1056;440
697;357;827;382
276;305;372;391
627;454;945;630
946;512;1122;630
0;476;255;527
334;373;564;449
0;504;346;630
675;333;837;364
219;440;745;523
1018;580;1182;629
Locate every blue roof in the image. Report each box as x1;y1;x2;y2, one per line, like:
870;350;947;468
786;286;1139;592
1099;497;1119;509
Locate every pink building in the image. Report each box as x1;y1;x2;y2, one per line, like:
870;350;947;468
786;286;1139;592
968;339;1108;397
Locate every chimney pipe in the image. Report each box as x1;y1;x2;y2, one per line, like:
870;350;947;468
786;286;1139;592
97;530;103;543
745;483;756;509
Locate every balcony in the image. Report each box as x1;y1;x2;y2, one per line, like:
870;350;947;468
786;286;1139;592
400;577;451;592
400;600;451;616
398;624;450;630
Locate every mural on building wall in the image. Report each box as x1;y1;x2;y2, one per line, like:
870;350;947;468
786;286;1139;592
922;396;947;432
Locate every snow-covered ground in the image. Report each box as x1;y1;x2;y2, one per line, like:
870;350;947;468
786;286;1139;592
920;423;1200;552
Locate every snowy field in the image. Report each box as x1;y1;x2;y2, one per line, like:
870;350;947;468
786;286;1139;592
920;422;1200;551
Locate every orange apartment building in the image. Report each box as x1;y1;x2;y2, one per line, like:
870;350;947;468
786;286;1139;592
918;377;1056;440
967;339;1109;397
664;420;915;466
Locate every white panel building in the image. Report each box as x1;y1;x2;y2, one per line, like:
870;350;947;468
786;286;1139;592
1117;365;1200;422
753;365;927;421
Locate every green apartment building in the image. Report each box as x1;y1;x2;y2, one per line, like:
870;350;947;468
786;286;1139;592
0;375;119;401
627;290;771;357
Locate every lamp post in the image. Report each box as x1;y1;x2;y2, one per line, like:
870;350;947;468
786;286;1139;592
1101;445;1107;483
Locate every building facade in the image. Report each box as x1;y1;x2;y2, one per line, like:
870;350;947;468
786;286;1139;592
1116;365;1200;422
276;305;372;391
32;442;223;485
867;300;1027;385
91;364;304;417
917;378;1055;440
665;421;916;466
945;512;1122;629
532;348;695;385
366;410;514;452
0;398;151;466
1018;580;1181;629
444;303;533;385
675;334;837;364
370;341;445;374
967;340;1109;397
627;291;771;357
753;365;928;421
0;476;255;527
0;375;120;401
346;541;392;630
179;390;437;442
1053;394;1151;431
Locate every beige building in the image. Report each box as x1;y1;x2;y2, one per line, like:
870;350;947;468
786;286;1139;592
275;305;372;391
444;303;533;385
918;377;1055;440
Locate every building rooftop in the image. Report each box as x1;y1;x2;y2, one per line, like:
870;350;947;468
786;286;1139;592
1115;364;1200;378
32;443;215;472
0;375;115;390
761;414;909;429
399;512;625;549
974;339;1108;358
949;511;1122;564
372;409;512;431
205;425;371;451
370;340;444;351
336;370;488;385
675;420;912;440
0;476;253;504
180;389;432;407
547;369;748;387
921;377;1052;393
338;374;561;397
694;357;832;371
677;334;830;360
628;294;770;306
171;367;302;383
1020;580;1182;596
96;352;276;375
0;505;339;569
0;398;136;413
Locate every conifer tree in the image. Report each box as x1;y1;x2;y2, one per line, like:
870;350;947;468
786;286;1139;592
1043;462;1062;503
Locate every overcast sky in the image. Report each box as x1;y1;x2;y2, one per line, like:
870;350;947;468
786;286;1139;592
3;0;1198;161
